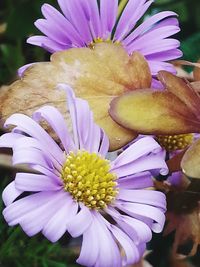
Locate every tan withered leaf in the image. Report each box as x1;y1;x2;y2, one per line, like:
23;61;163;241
181;138;200;178
0;43;152;150
173;59;200;82
109;71;200;135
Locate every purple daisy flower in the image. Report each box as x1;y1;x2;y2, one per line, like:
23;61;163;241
0;85;168;267
27;0;182;77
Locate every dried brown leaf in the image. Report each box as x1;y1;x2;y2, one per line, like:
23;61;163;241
181;138;200;179
0;43;152;150
165;208;200;259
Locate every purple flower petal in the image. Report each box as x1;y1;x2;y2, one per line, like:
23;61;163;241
100;0;118;39
12;147;52;170
67;205;93;237
41;4;85;47
42;198;78;242
76;215;99;266
15;173;62;192
133;39;180;56
0;132;23;148
59;84;104;154
118;172;154;189
117;189;166;211
109;224;140;266
3;190;65;227
2;181;23;206
116;201;166;233
57;0;71;18
60;0;92;44
18;63;36;77
112;152;168;178
126;25;180;54
27;36;68;53
91;212;121;267
33;105;75;153
98;129;109;157
145;49;183;61
148;60;177;76
107;207;152;244
124;11;178;46
4;113;64;165
111;136;162;168
82;0;101;39
167;171;182;186
19;191;68;237
12;136;62;171
115;0;152;41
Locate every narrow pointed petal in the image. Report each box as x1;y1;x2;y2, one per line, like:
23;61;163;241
42;199;78;242
100;0;118;39
118;172;154;189
76;217;99;267
67;206;93;238
15;173;62;192
4;114;64;163
2;181;23;206
33;105;75;152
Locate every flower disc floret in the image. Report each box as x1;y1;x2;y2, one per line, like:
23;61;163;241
157;134;193;152
61;150;118;210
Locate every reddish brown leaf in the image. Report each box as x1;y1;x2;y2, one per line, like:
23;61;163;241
165;209;200;259
109;88;200;135
158;71;200;119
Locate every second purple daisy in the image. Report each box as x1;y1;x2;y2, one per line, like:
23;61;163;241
27;0;182;77
1;84;168;267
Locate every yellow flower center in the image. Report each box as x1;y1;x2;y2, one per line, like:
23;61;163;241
156;134;194;152
88;38;119;49
61;150;118;210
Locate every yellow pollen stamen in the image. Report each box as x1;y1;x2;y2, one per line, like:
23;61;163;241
156;134;194;152
88;38;120;49
61;150;118;210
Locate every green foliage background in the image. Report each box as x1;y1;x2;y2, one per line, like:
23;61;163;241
0;0;200;266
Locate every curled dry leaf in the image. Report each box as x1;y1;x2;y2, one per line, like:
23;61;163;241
175;66;193;81
110;71;200;135
0;43;152;150
173;59;200;81
181;138;200;179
